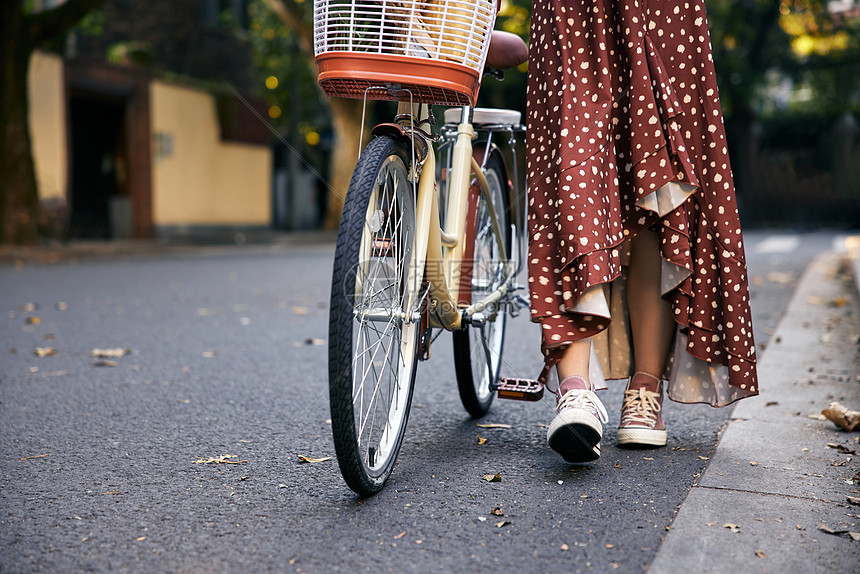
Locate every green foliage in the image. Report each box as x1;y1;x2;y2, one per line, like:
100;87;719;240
247;0;329;161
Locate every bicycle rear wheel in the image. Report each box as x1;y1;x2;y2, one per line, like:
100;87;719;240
453;153;510;418
329;136;421;495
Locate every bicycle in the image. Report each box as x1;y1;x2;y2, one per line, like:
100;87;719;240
314;0;533;495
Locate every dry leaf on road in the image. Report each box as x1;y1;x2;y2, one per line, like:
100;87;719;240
193;454;247;464
34;347;56;357
482;473;502;482
722;523;741;533
476;423;512;429
477;435;488;445
297;455;332;463
821;402;860;432
90;348;130;358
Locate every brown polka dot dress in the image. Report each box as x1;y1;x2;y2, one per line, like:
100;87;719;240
525;0;758;406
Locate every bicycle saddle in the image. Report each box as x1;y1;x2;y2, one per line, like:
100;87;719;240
486;30;528;70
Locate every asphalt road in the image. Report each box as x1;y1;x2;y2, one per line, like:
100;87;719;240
0;229;849;572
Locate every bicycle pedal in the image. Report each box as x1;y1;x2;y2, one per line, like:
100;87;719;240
496;378;544;401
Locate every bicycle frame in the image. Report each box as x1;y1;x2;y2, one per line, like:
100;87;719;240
390;102;515;333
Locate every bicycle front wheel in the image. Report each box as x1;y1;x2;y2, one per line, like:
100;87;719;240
329;136;421;496
453;153;510;418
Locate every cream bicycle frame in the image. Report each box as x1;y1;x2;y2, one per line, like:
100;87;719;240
400;102;512;332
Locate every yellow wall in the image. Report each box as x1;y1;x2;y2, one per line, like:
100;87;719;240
150;80;271;226
28;51;67;202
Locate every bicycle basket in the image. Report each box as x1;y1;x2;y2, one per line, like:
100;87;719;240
313;0;496;106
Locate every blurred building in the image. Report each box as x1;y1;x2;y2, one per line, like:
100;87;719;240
29;0;272;240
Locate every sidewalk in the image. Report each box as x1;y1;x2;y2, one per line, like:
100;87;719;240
650;239;860;572
0;230;337;266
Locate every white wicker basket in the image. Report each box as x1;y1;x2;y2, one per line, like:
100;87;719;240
313;0;496;106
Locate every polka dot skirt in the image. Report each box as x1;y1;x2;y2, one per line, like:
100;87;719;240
525;0;758;406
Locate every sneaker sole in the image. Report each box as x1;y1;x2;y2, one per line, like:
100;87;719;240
547;409;602;463
616;427;667;447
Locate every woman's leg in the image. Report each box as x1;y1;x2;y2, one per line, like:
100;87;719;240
627;228;674;377
618;228;673;446
555;339;591;386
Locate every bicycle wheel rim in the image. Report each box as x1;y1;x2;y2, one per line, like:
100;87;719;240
350;153;418;478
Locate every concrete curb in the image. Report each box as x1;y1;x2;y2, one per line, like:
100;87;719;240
648;243;860;572
0;230;338;266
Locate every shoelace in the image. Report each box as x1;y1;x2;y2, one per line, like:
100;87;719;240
557;389;609;424
621;387;662;426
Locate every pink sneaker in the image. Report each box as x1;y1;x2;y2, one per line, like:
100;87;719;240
616;372;667;447
547;375;608;462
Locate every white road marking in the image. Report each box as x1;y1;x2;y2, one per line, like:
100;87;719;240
754;235;800;254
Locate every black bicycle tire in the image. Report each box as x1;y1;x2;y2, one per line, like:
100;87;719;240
453;153;511;418
328;135;419;496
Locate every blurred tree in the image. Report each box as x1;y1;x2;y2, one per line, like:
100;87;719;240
256;0;363;229
247;0;329;226
0;0;105;244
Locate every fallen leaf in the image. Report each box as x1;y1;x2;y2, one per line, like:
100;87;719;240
605;544;615;549
476;423;512;429
477;435;488;445
291;306;310;315
850;532;860;541
560;543;569;551
722;523;741;533
202;350;218;358
749;461;759;466
21;303;38;312
297;455;332;463
821;402;860;432
34;347;56;357
92;360;118;367
278;484;287;488
303;338;325;346
477;516;487;522
495;521;510;528
394;531;407;539
699;456;709;460
26;316;41;325
765;401;778;407
136;536;146;542
818;524;849;536
829;297;847;308
847;496;860;506
90;348;130;358
482;473;502;482
755;550;766;559
193;454;247;464
19;453;51;461
807;413;828;421
490;507;504;516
